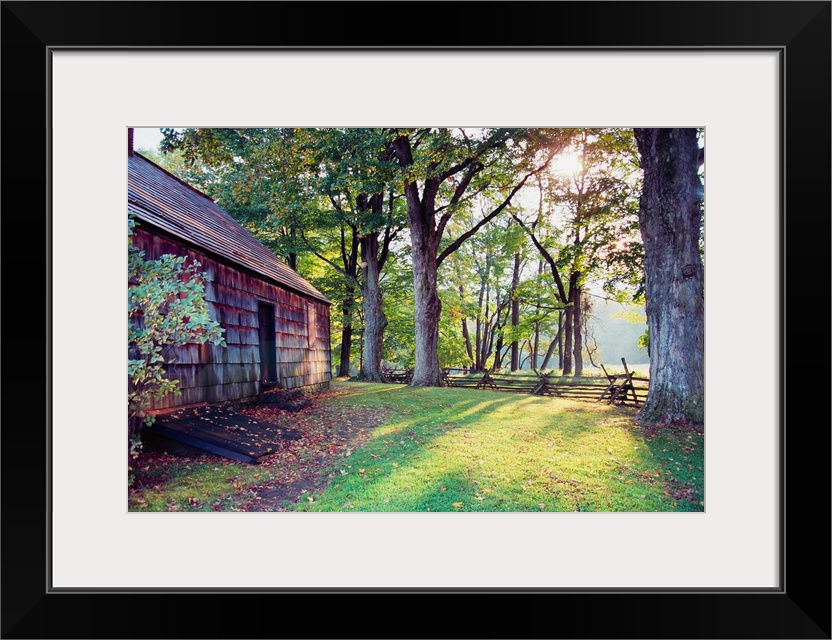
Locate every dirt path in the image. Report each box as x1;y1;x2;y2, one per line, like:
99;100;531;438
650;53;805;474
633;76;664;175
130;387;389;512
227;388;388;511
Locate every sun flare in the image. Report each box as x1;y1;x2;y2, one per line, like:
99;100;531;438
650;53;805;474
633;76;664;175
552;152;584;177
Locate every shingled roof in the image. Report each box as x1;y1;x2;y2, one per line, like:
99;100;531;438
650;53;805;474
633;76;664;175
128;152;329;304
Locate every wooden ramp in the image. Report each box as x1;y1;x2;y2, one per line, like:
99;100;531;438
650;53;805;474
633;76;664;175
145;406;302;464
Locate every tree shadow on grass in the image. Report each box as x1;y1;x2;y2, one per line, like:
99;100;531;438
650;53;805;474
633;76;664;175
300;386;690;512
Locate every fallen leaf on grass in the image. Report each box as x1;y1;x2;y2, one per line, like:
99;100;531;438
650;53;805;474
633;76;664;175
452;502;463;509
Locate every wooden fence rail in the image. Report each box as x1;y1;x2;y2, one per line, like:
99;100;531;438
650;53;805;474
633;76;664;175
380;362;648;406
381;366;412;384
440;362;649;406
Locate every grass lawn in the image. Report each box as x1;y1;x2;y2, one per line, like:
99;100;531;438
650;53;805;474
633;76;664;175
129;381;703;512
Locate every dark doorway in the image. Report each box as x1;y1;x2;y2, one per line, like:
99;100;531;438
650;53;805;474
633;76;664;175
258;302;277;383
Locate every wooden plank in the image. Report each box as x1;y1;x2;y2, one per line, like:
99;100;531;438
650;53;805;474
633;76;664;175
621;358;637;405
145;423;258;464
597;376;619;403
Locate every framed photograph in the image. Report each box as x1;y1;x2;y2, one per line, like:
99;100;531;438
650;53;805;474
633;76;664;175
3;1;829;638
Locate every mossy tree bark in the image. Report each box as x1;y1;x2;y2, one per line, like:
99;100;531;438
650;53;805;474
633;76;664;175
633;128;704;428
358;226;389;382
356;192;394;382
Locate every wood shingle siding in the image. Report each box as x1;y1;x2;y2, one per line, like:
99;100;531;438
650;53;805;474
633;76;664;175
129;151;331;410
129;153;328;305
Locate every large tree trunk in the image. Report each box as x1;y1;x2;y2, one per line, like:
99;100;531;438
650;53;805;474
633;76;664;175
405;181;443;386
393;135;444;387
410;240;443;385
572;284;583;377
358;232;388;381
338;289;354;377
634;128;704;428
510;252;520;371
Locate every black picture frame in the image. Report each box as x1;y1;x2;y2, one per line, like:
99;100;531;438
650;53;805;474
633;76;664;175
2;2;829;638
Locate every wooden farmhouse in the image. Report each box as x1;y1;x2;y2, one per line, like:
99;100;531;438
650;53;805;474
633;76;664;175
128;138;331;411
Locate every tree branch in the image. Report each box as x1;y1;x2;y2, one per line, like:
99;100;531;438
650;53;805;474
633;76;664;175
435;162;484;240
437;173;528;266
313;250;360;287
436;145;560;266
328;194;344;215
435;182;488;216
510;213;569;303
299;229;360;287
438;155;477;183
